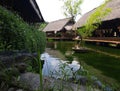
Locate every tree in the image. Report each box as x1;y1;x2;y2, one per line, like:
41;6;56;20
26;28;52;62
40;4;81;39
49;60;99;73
61;0;83;21
78;0;111;41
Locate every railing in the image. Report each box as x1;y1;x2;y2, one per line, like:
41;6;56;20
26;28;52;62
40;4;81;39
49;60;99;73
84;37;120;44
86;37;120;41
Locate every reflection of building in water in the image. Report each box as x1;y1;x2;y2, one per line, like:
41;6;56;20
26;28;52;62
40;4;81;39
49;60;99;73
75;36;80;39
74;37;81;49
75;44;80;49
54;42;57;49
65;51;74;56
74;35;81;45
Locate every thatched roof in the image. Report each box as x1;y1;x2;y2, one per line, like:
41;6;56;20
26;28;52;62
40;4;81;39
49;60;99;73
73;0;120;29
43;18;74;32
0;0;44;23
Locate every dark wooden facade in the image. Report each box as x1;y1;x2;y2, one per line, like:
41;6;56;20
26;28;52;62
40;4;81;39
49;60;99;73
73;0;120;46
0;0;44;23
93;19;120;37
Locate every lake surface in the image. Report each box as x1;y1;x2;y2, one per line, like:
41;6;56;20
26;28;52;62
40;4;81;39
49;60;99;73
42;41;120;88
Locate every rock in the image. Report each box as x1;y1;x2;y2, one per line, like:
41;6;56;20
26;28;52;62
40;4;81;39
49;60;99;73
93;80;102;89
104;86;113;91
0;56;14;67
19;72;88;91
76;76;88;85
20;72;55;91
0;52;35;68
16;89;24;91
15;63;27;73
19;72;40;90
8;88;15;91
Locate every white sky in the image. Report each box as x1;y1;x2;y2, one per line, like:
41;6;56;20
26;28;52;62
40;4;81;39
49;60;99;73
36;0;105;22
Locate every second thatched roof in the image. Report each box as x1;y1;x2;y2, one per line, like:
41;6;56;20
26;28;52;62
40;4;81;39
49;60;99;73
73;0;120;29
43;18;74;33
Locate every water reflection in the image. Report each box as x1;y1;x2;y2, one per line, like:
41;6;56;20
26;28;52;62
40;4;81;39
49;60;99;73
45;41;120;89
41;52;80;79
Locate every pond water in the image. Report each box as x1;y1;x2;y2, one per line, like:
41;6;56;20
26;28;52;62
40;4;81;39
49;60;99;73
41;41;120;88
41;52;80;79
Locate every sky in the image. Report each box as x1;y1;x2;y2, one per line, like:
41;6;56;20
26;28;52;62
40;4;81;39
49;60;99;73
36;0;105;22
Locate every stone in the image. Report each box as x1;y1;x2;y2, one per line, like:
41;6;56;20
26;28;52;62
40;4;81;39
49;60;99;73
19;72;41;90
16;89;24;91
15;63;27;73
0;52;35;68
104;86;113;91
93;80;102;89
19;72;88;91
8;88;15;91
76;76;88;85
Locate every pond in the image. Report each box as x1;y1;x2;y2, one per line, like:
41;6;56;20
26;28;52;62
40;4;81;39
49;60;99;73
42;41;120;89
41;52;80;79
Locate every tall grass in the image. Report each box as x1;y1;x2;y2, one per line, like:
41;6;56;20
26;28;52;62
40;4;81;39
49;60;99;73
0;5;46;52
0;5;46;91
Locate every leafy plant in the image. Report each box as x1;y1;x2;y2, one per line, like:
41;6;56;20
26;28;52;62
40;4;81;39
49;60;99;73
0;5;46;91
78;0;111;40
0;5;46;52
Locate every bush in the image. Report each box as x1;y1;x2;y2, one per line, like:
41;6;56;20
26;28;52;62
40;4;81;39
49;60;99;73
0;5;46;53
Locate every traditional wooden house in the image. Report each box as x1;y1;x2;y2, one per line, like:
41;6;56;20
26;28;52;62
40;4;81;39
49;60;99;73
73;0;120;44
43;18;75;39
0;0;44;23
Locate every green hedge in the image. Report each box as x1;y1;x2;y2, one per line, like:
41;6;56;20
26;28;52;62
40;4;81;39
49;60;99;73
0;5;46;53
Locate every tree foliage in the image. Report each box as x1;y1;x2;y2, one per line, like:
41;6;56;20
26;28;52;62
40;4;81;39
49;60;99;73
61;0;83;20
78;0;111;38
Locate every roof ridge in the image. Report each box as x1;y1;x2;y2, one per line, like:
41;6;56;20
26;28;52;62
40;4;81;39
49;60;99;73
50;17;72;23
73;0;120;29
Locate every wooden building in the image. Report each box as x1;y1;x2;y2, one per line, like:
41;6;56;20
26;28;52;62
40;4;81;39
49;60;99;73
0;0;44;23
43;18;75;40
73;0;120;46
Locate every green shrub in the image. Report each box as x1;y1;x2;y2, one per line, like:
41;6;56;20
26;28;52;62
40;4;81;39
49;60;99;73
0;5;46;53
